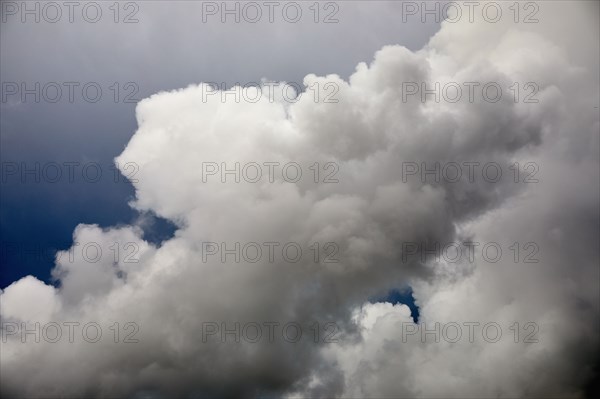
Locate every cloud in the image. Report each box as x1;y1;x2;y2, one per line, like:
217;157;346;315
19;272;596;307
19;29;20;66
1;2;598;398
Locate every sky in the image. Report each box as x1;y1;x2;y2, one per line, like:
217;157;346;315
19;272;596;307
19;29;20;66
1;1;599;398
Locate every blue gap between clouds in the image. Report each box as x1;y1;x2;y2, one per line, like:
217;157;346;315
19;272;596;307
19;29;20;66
370;287;420;323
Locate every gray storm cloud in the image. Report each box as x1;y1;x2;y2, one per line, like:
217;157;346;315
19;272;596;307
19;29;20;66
1;2;598;398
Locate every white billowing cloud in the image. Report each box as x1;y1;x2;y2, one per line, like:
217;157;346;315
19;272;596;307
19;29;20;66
1;276;60;324
1;2;598;398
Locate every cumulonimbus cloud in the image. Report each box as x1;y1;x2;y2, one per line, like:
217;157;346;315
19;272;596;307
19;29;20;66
1;2;598;398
